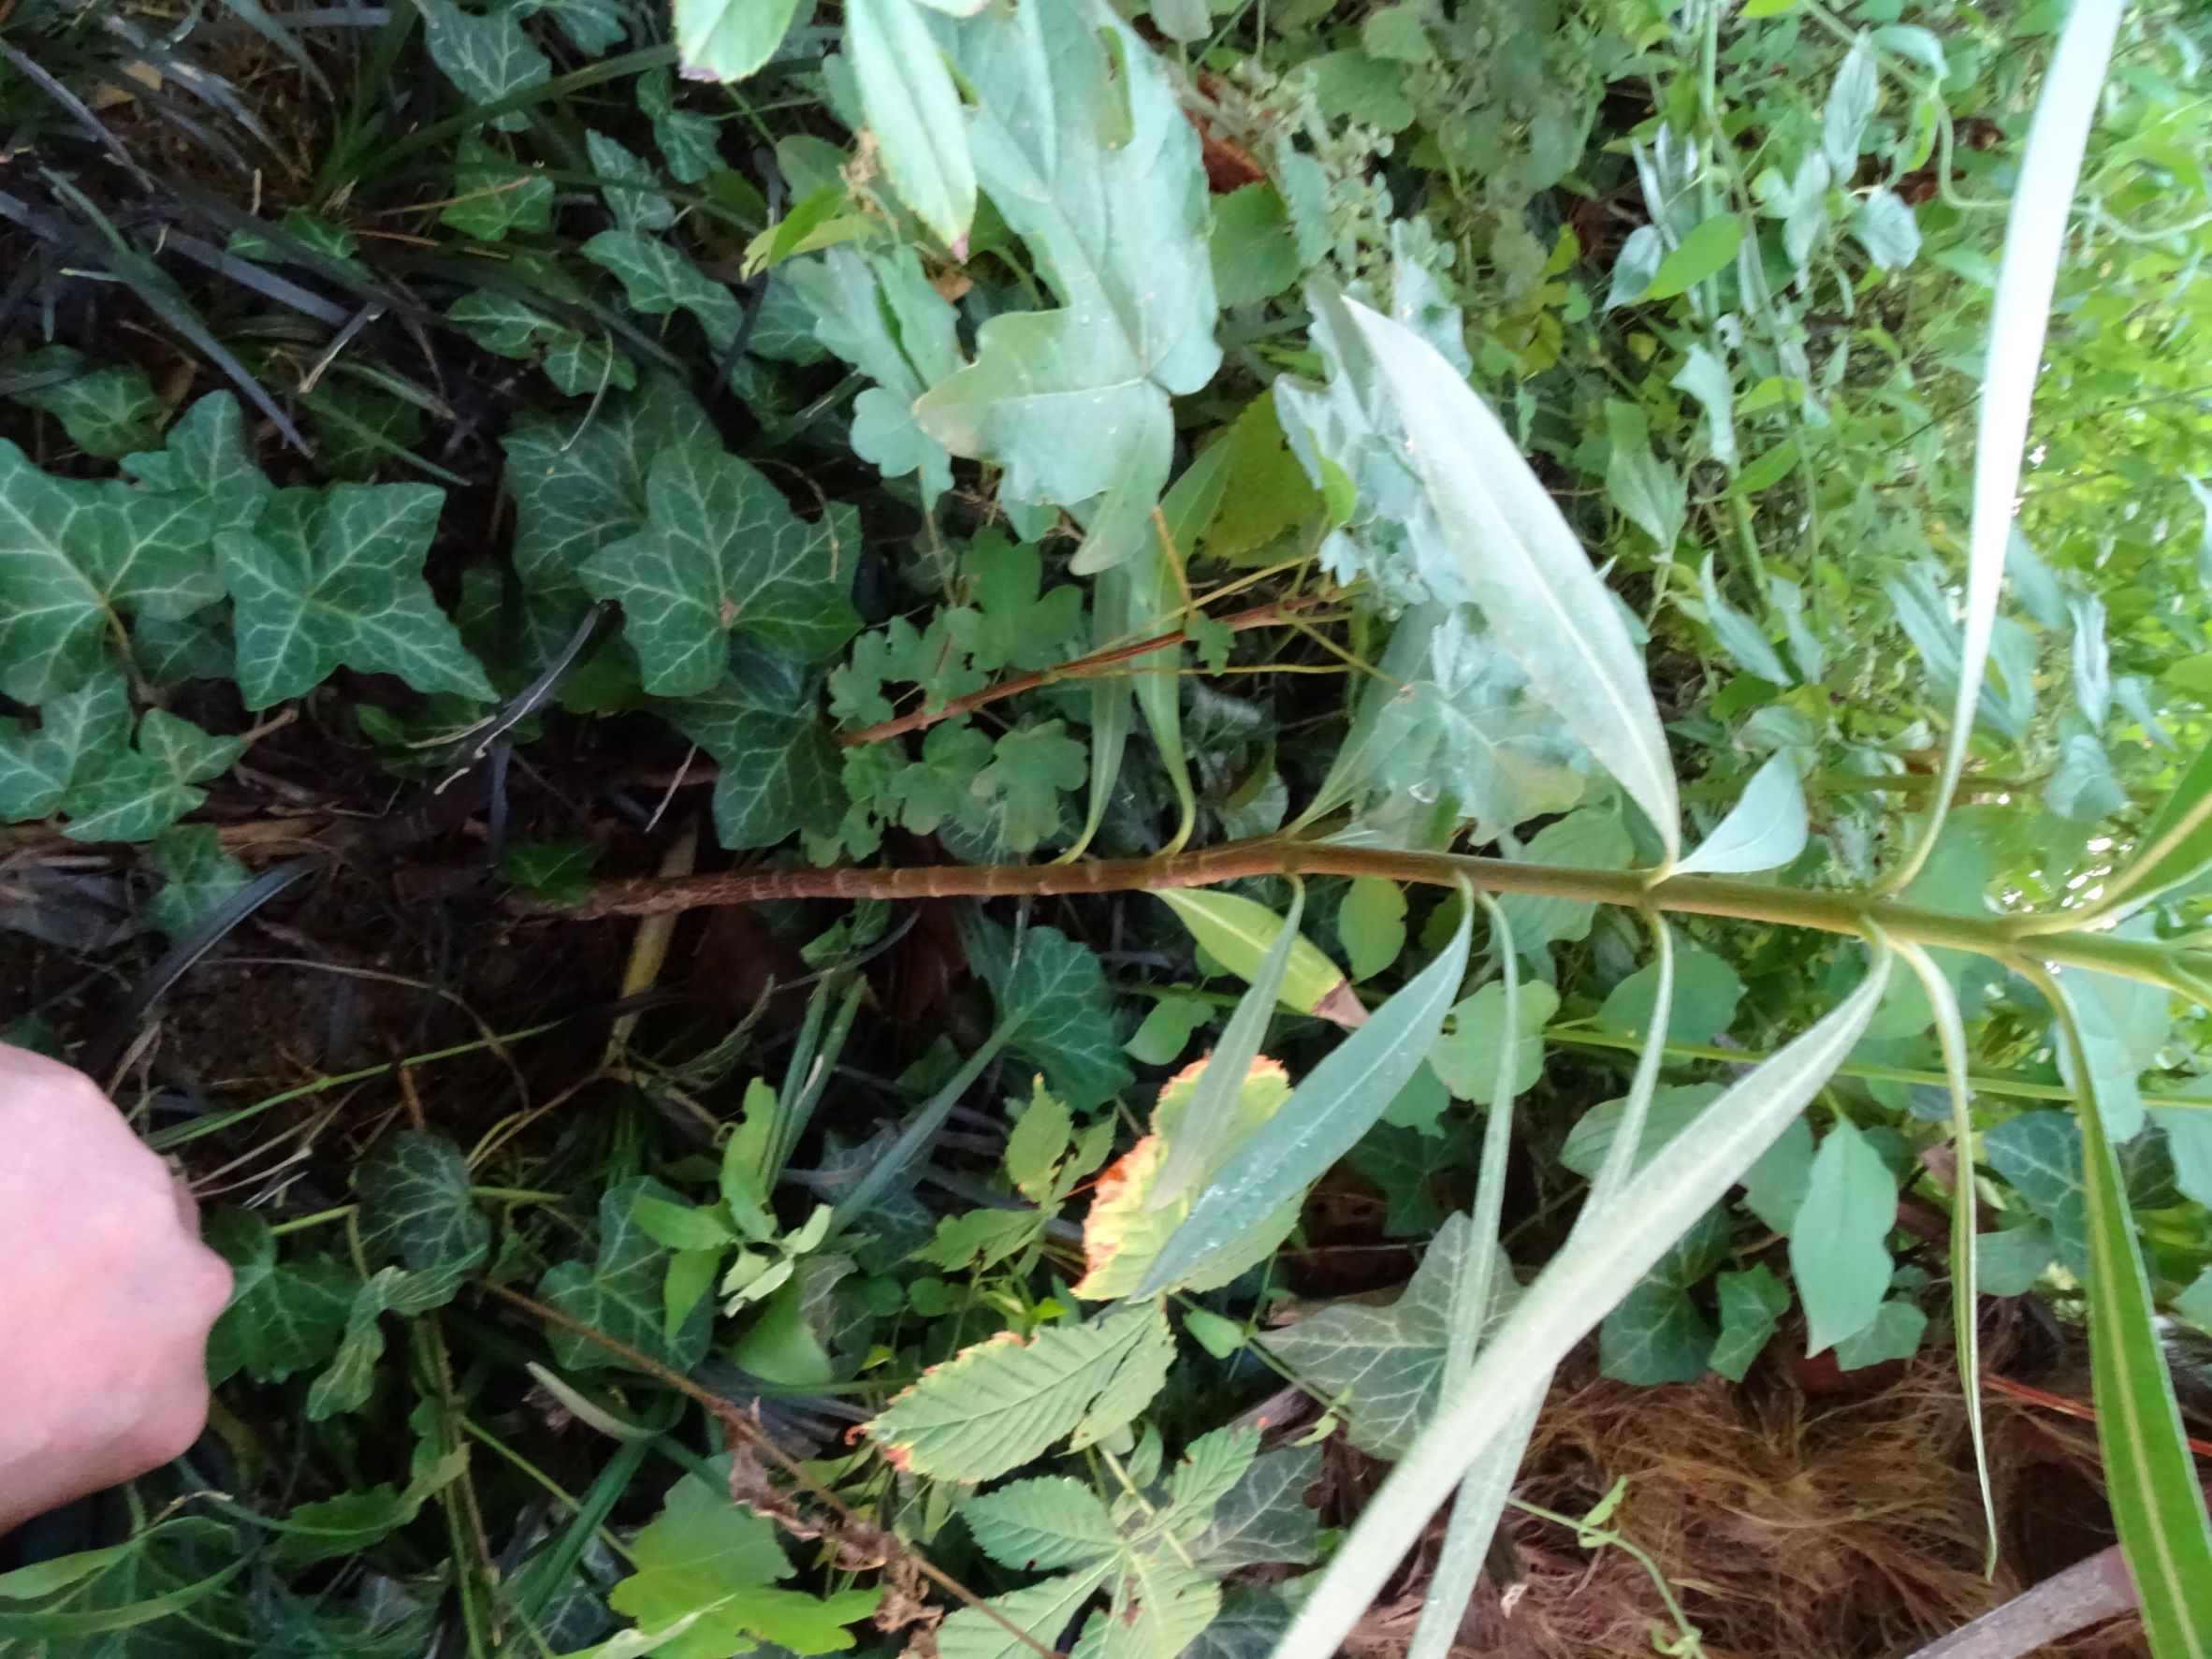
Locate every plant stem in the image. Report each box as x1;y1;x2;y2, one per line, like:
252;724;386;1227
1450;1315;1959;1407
534;837;2157;989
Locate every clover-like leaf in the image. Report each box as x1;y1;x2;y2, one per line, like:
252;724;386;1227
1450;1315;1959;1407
0;441;221;703
582;442;860;694
416;0;547;128
354;1131;492;1279
868;1301;1174;1481
540;1178;716;1373
662;648;843;849
216;482;494;708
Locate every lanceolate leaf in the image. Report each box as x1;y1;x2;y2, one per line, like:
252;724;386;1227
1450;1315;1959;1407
1274;941;1893;1659
867;1302;1174;1481
2045;966;2212;1658
847;0;975;245
1885;0;2122;891
1157;888;1360;1026
1136;895;1473;1297
1675;754;1808;876
1790;1120;1896;1355
1326;296;1680;863
962;1477;1120;1571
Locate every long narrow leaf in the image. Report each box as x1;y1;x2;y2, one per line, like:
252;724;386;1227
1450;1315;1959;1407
1274;939;1893;1659
1336;296;1680;865
1147;880;1306;1211
2038;964;2212;1658
1406;897;1521;1659
1898;941;1997;1576
1134;887;1474;1296
1885;0;2122;890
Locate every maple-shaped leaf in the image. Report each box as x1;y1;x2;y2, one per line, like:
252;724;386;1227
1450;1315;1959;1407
912;0;1218;572
12;348;165;458
968;720;1086;854
145;824;250;940
583;228;748;347
503;377;717;658
0;673;240;843
966;918;1132;1109
0;441;221;702
216;483;494;708
443;131;554;240
416;0;547;129
64;706;244;843
540;1178;715;1374
1256;1211;1497;1457
122;392;276;536
786;244;961;502
581;441;860;694
1073;1056;1298;1300
662;648;844;849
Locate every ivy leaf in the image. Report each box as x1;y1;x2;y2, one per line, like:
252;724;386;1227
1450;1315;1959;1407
416;0;548;129
540;1179;716;1374
664;648;843;850
963;1477;1121;1571
11;349;163;458
217;483;494;708
1708;1263;1790;1383
1258;1212;1492;1457
969;921;1133;1110
587;130;674;233
503;377;717;654
201;1211;354;1387
1832;1298;1928;1370
0;441;221;702
1190;1445;1322;1569
518;0;627;54
582;442;860;694
1598;1206;1730;1385
0;672;128;822
144;824;250;940
63;707;244;843
1790;1120;1898;1355
913;0;1219;573
443;131;553;239
122;392;274;536
583;229;748;348
354;1131;492;1278
1985;1111;2090;1277
639;70;720;182
867;1301;1175;1481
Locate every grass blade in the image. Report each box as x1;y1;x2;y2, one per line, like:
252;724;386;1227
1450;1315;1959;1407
1148;881;1305;1212
1898;940;1997;1577
2035;963;2212;1658
1884;0;2122;890
1274;937;1892;1659
1134;886;1473;1296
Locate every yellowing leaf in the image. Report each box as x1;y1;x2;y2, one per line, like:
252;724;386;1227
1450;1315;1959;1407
1158;890;1361;1026
1074;1057;1297;1300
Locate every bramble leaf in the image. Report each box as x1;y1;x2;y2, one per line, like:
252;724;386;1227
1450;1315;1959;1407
963;1477;1120;1571
868;1302;1175;1481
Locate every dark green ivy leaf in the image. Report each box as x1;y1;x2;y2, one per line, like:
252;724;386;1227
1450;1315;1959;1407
966;919;1133;1110
217;483;495;708
540;1179;716;1374
202;1211;355;1387
10;348;164;458
664;648;843;850
355;1131;492;1279
1597;1205;1731;1385
416;0;548;129
145;824;251;940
